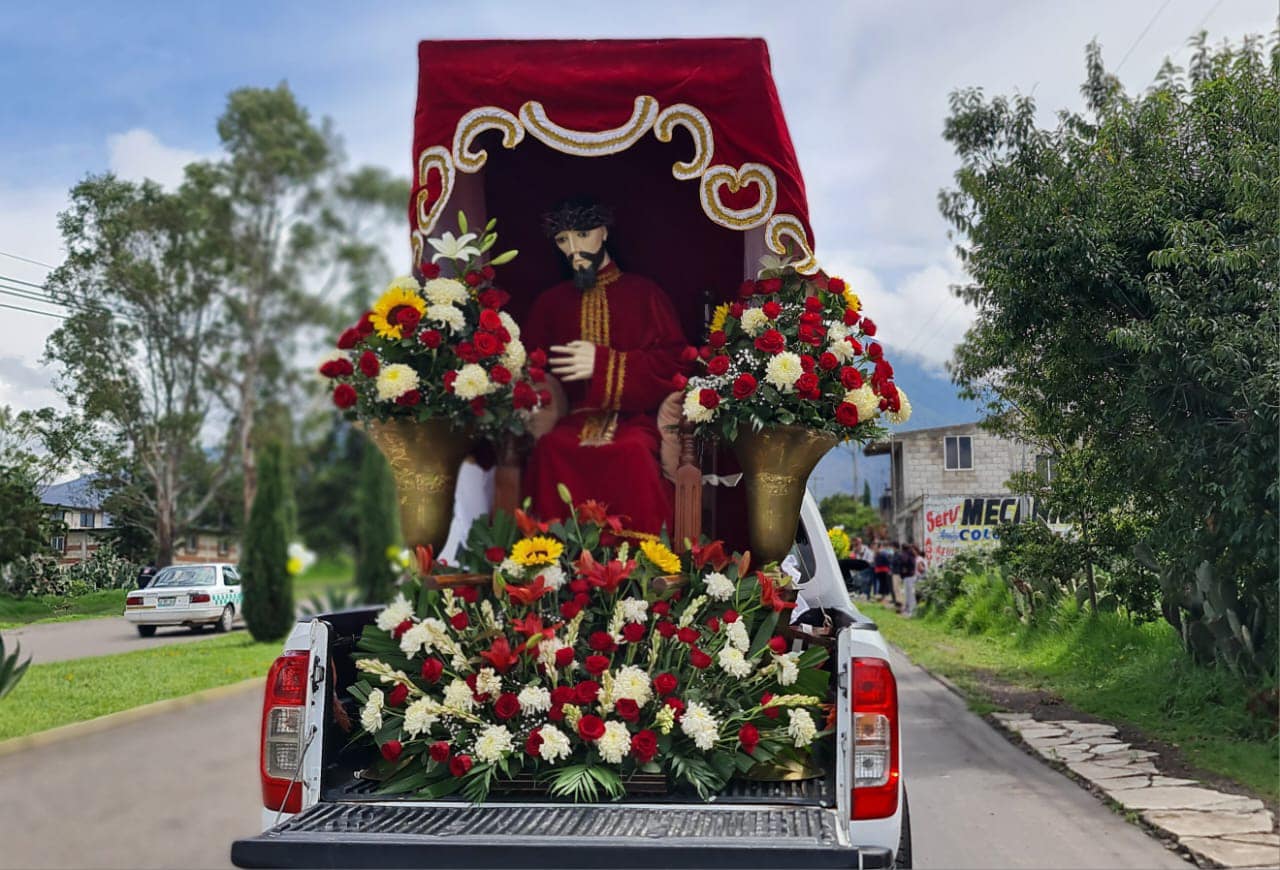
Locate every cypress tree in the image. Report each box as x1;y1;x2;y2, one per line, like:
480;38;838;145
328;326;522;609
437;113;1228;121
861;481;872;507
355;438;398;604
241;441;294;641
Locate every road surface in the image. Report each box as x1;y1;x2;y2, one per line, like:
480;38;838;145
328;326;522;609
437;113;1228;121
5;616;245;665
0;648;1192;868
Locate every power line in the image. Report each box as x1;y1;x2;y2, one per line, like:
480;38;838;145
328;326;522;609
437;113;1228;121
0;250;55;270
1115;0;1176;73
0;272;49;290
0;301;65;319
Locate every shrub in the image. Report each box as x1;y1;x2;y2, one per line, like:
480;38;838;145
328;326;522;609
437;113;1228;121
241;442;293;642
354;439;398;604
0;554;66;598
63;543;140;591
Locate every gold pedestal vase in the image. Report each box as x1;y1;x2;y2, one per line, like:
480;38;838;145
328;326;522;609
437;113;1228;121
365;418;472;553
731;425;838;566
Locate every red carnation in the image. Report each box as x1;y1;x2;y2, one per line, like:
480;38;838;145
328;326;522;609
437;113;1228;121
631;729;659;764
677;626;699;645
762;300;782;319
730;302;745;318
664;696;686;718
622;622;646;644
708;330;727;349
722;609;739;623
358;350;379;377
537;389;552;406
671;373;688;390
356;312;375;337
761;692;780;719
487;365;510;386
474;332;501;357
652;601;671;617
653;673;678;696
689;647;712;669
698;389;720;410
548;704;565;722
836;402;860;427
529;366;546;383
577;714;606;742
861;318;877;336
513;381;537;410
840;367;864;390
554;647;575;668
575;681;601;705
481;265;495;280
656;620;677;638
456;585;478;604
525;728;544;757
391;619;413;639
394;389;421;407
449;754;473;777
732;373;758;399
529;348;548;368
420;657;444;683
768;636;789;654
706;616;721;633
706;355;730;376
429;740;450;763
450;611;469;631
337;328;361;350
559;600;583;620
333;383;357;409
470;397;487;415
738;723;760;755
800;354;815;373
493;692;520;721
443;370;458;393
418;329;442;349
680;345;700;363
588;631;616;653
585;654;610;676
387;684;408;707
819;352;839;371
754;329;786;354
380;740;403;762
463;271;482;287
614;698;640;722
319;358;354;378
419;262;441;279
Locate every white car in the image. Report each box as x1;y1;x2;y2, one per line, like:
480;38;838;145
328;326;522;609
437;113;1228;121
124;563;242;637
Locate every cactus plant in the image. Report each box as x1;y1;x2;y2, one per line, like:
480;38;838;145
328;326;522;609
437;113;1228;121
0;633;30;700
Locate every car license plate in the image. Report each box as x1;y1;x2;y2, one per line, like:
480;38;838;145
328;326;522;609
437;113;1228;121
158;597;175;607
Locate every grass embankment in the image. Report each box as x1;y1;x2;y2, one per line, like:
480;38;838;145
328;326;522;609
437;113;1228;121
0;590;128;630
866;575;1279;801
0;633;281;741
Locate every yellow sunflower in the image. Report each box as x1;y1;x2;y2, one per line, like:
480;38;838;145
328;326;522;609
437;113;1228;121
511;536;564;566
709;302;731;334
639;539;681;574
843;288;861;313
369;279;427;340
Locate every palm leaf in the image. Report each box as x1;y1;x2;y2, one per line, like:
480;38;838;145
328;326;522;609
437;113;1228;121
0;633;30;700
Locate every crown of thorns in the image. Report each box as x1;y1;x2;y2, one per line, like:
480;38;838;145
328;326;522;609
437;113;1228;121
540;199;614;237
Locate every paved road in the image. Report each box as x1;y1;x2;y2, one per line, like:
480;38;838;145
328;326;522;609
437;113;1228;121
0;646;1193;869
5;616;246;665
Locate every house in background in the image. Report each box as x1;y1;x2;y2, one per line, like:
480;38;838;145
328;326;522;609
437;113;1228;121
865;422;1061;564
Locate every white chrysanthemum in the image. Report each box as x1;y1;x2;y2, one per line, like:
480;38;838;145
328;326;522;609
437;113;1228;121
422;277;469;306
536;563;566;590
886;386;912;424
680;701;719;751
360;688;384;733
403;697;438;737
497;311;520;340
400;617;448;658
517;686;552;715
474;724;515;763
426;303;466;333
375;363;420;402
777;652;800;686
845;385;880;421
474;667;502;697
498;557;524;579
718;646;754;678
375;594;415;632
704;572;734;601
765;352;803;392
612;665;654;705
787;709;818;747
827;338;857;363
682;390;715;424
620;598;649;624
726;619;750;652
442;679;475;712
500;336;526;372
537;725;573;763
385;274;421;294
537;637;568;671
826;322;850;343
453;363;494;400
596;721;632;764
740;307;770;336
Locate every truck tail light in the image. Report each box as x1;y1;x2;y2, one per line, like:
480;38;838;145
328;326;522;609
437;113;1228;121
189;592;211;604
260;651;310;814
851;656;900;820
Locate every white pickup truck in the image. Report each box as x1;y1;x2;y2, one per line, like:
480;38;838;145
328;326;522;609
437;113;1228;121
230;491;911;868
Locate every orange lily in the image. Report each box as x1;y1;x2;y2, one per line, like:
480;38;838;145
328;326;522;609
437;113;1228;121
514;508;549;538
415;545;436;576
574;549;636;594
479;636;521;673
691;540;730;571
576;499;625;531
511;613;561;639
758;571;797;612
504;575;549;606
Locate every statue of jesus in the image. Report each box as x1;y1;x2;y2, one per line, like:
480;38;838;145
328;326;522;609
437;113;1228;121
522;196;689;534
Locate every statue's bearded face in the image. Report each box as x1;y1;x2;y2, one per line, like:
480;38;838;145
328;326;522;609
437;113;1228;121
554;226;610;290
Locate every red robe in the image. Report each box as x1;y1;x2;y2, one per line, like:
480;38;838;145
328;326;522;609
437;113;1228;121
523;263;688;533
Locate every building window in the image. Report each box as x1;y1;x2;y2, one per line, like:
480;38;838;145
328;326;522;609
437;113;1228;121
217;538;230;556
51;536;65;553
1036;454;1056;483
186;533;199;553
944;436;974;471
80;511;95;529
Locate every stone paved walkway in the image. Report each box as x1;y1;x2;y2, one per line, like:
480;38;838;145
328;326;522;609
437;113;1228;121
992;714;1279;869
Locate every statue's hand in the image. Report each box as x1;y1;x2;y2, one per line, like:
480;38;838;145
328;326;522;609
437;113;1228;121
549;341;596;382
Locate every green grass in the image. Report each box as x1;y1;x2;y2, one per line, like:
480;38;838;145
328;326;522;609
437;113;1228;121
0;590;129;630
868;575;1280;801
0;633;282;741
293;553;356;599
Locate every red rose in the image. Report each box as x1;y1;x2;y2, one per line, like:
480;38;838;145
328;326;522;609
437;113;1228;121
588;631;616;653
656;620;677;638
358;350;379;377
449;754;473;777
840;367;864;389
456;586;478;604
429;740;450;763
420;657;444;683
698;389;720;410
631;729;659;764
450;611;469;631
836;402;860;427
554;647;575;668
761;692;780;719
653;673;678;696
464;271;482;287
708;330;727;349
867;342;883;360
754;329;785;354
494;692;521;721
479;309;503;331
474;332;501;357
484;546;505;563
585;654;610;675
738;279;757;299
705;616;721;632
796;373;819;397
671;373;688;390
394;389;421;407
819;352;839;371
861;318;877;336
844;308;861;326
804;295;823;312
689;647;712;669
529;348;548;368
768;636;788;654
391;619;413;639
525;728;544;757
722;609;739;623
828;277;846;295
706;355;730;376
418;328;442;349
652;601;671;617
622;622;646;644
875;359;895;381
481;265;495;280
488;365;511;385
848;337;863;356
560;600;583;620
730;302;745;318
664;696;686;718
762;300;782;319
548;704;565;721
680;345;700;363
760;277;783;293
513;381;537;410
529;366;546;383
395;306;422;332
732;373;758;399
356;312;375;337
537;389;551;406
470;397;487;415
443;370;458;393
387;684;408;707
738;723;760;755
380;740;403;762
478;289;503;309
577;715;607;742
419;262;441;279
798;324;823;346
337;328;361;349
551;686;576;706
332;383;358;409
575;681;601;705
319;358;354;378
677;626;699;645
614;698;640;722
800;354;815;373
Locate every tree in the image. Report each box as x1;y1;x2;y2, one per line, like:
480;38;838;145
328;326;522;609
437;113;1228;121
355;438;398;603
0;406;67;565
819;493;881;541
941;33;1278;674
861;481;872;508
241;441;293;641
296;417;364;557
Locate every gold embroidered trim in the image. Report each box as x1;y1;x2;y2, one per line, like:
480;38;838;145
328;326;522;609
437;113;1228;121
601;349;618;410
415;146;454;246
520;97;659;156
766;214;819;274
452;107;525;173
611;351;628;411
578;411;619;447
655;104;714;180
699;162;777;230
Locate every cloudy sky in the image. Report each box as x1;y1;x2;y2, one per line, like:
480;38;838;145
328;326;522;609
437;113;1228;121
0;0;1271;416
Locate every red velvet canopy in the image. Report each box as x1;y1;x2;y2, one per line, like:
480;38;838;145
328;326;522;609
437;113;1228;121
409;38;818;341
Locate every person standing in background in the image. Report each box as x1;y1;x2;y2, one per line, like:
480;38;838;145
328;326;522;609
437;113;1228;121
907;544;927;616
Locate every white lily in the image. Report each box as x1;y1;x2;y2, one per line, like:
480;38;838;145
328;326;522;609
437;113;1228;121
428;231;481;263
756;253;795;277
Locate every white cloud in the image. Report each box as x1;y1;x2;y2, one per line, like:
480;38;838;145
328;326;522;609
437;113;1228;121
106;128;209;189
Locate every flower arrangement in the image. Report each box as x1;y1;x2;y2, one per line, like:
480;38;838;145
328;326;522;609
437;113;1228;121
348;491;832;803
680;256;911;441
319;214;549;437
827;527;851;560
